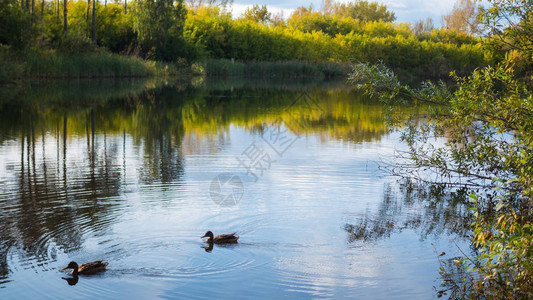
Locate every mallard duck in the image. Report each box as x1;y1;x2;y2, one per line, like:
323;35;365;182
61;260;109;275
201;231;239;244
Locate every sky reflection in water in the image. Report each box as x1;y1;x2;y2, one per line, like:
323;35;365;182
0;78;470;299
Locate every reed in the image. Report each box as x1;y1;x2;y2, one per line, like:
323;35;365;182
1;47;350;81
1;48;185;80
195;59;351;78
0;46;25;83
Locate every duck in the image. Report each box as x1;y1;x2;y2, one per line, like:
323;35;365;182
61;260;109;275
201;231;239;244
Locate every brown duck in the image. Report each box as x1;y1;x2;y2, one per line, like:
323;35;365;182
61;260;109;275
201;231;239;244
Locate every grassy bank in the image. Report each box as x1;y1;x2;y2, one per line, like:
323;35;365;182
0;46;184;82
193;59;352;78
0;46;353;81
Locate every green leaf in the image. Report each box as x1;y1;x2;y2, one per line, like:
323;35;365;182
495;201;505;211
505;178;518;184
469;193;478;203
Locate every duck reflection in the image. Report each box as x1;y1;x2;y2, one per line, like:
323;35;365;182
202;242;214;253
62;275;79;286
202;242;241;252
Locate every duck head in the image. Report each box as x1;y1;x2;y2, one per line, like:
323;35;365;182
201;231;214;240
61;261;79;274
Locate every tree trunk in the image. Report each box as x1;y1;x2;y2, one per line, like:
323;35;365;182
26;0;29;12
21;0;24;11
41;0;44;22
92;0;96;45
124;0;127;14
63;0;67;36
87;0;90;22
31;0;34;22
56;0;59;20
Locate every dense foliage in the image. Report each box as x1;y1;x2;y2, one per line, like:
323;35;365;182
0;0;32;49
0;0;494;79
185;6;490;78
349;0;533;297
131;0;187;61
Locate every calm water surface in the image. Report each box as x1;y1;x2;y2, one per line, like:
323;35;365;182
0;78;470;299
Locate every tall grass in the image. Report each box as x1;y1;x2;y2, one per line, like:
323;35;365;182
1;47;185;80
26;51;185;78
1;47;350;81
0;46;25;83
195;59;351;78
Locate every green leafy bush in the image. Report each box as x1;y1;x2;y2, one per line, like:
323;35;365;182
58;29;97;53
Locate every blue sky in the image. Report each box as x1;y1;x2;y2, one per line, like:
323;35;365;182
231;0;459;25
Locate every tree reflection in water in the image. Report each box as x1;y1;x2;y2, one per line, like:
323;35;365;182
0;79;169;284
344;181;473;243
343;181;477;297
0;77;401;286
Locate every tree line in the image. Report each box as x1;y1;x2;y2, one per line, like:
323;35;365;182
1;0;493;78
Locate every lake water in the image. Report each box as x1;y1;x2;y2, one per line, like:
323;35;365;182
0;78;471;299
